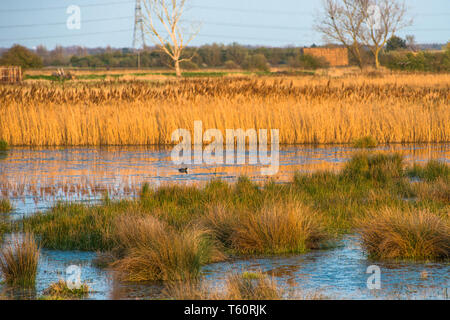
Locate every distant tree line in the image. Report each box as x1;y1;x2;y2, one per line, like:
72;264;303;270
1;39;449;72
381;42;450;72
66;43;332;71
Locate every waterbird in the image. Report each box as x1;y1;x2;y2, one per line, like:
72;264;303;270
178;168;189;174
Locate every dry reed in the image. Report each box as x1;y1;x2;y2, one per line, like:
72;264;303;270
163;271;282;300
1;74;449;146
0;233;40;287
110;215;225;281
0;198;13;213
358;208;450;261
224;271;282;300
231;201;327;254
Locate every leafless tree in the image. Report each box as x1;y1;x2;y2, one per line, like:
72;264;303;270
360;0;411;68
142;0;200;77
316;0;369;69
405;34;417;51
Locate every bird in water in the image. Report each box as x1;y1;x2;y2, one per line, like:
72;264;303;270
178;168;189;174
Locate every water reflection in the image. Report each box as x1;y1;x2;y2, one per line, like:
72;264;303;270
202;236;450;300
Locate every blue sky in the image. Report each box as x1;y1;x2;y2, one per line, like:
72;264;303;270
0;0;449;49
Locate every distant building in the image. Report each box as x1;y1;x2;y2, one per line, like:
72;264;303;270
303;48;349;67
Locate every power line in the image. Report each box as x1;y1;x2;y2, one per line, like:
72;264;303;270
0;1;135;13
1;1;447;16
1;15;448;32
192;5;311;16
0;17;312;31
194;5;450;17
188;20;312;31
0;25;446;46
0;29;307;44
0;16;134;29
0;2;310;15
0;29;134;42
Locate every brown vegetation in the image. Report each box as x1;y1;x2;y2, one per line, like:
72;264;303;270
0;74;449;146
0;233;40;287
163;271;283;300
358;208;450;261
110;215;225;281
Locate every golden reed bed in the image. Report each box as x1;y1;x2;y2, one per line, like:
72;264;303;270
0;73;449;146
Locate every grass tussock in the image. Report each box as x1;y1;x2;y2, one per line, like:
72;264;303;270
22;201;141;251
163;271;282;300
1;75;449;146
163;280;212;300
0;234;40;287
0;199;13;214
231;201;327;254
42;280;89;300
0;220;10;237
0;139;8;151
344;152;404;183
408;160;450;182
110;215;225;281
353;136;378;149
224;272;282;300
201;203;238;247
413;178;450;203
358;208;450;261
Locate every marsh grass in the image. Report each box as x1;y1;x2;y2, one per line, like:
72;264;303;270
23;203;112;251
163;271;282;300
225;271;282;300
202;199;328;255
110;215;225;281
202;203;237;247
292;168;410;234
42;280;90;300
231;201;327;254
0;220;10;237
413;178;450;203
163;279;212;300
0;234;40;287
0;139;8;151
408;160;450;182
0;199;13;214
23;201;140;251
353;136;378;149
358;208;450;261
21;154;449;269
343;152;404;183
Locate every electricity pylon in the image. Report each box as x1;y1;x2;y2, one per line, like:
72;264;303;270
132;0;146;50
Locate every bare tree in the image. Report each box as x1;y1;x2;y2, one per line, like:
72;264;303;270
142;0;200;77
360;0;411;68
316;0;369;69
405;34;417;51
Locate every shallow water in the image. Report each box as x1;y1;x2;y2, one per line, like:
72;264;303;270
1;143;448;217
202;236;450;300
1;235;448;300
